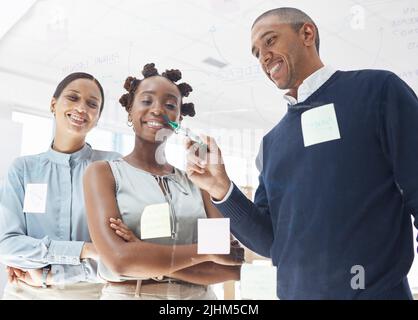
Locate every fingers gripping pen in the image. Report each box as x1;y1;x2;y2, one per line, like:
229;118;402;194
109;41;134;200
162;115;207;148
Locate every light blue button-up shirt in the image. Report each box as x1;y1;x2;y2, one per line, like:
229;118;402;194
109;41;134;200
0;143;120;284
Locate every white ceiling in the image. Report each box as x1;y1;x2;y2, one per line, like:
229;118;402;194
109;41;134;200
0;0;417;149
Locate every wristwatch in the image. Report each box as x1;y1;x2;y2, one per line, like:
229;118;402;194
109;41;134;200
41;265;51;288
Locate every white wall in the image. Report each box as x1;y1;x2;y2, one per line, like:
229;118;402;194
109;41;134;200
0;118;22;177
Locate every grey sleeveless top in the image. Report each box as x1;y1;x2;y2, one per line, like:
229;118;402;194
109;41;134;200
98;159;207;282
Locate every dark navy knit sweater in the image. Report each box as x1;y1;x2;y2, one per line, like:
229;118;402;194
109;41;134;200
215;70;418;299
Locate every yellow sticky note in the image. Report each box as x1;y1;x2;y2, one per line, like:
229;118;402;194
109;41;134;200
140;203;172;240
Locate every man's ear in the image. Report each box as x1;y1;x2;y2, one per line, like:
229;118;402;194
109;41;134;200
301;22;316;48
50;98;57;116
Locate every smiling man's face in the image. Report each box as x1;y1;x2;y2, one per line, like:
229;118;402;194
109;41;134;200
251;15;306;92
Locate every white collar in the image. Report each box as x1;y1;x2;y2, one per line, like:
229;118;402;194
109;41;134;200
283;65;336;105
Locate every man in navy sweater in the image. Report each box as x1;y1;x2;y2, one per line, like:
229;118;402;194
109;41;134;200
186;7;418;299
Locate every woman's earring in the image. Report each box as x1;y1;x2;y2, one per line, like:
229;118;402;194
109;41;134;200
127;120;133;127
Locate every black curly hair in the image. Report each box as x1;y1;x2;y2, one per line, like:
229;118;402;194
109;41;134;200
119;63;195;117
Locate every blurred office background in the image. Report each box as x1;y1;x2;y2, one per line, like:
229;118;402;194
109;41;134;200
1;0;417;299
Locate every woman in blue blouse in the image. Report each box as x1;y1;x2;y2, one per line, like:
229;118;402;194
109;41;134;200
0;72;120;299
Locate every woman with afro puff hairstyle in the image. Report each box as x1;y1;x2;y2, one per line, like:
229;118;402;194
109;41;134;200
83;64;244;300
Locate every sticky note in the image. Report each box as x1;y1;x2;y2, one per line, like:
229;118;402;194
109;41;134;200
23;183;48;213
301;103;341;147
240;262;278;300
197;218;230;254
140;203;172;239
